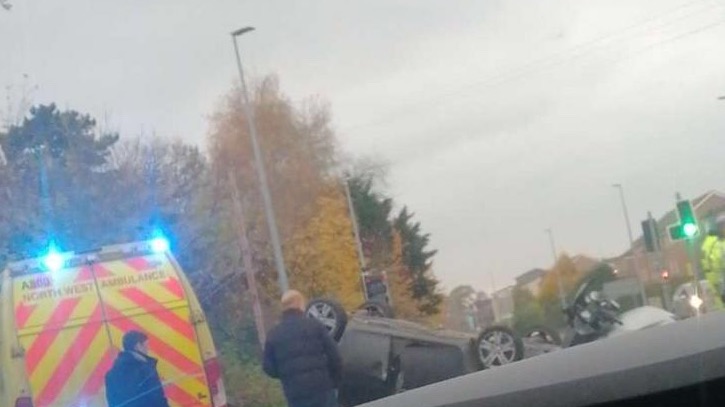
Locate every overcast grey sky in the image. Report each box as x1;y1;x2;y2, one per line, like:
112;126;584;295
2;0;725;293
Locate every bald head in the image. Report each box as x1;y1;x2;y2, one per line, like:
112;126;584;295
281;290;306;312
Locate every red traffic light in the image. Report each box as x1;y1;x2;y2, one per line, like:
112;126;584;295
661;270;669;281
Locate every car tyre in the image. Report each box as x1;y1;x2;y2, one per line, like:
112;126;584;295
475;326;524;369
306;298;348;341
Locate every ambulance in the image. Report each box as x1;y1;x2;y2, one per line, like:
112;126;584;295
0;238;228;407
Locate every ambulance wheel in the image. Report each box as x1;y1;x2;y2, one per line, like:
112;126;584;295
306;298;348;341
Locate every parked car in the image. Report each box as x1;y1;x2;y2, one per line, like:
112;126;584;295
671;280;720;319
305;298;534;406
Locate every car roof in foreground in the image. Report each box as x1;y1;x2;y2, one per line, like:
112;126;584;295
359;311;725;407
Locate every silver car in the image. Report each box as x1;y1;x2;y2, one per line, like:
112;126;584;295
305;298;536;406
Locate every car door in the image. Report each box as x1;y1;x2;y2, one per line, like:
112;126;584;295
338;326;394;405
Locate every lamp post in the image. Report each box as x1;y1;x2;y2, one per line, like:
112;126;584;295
231;26;289;293
545;228;567;307
612;183;647;305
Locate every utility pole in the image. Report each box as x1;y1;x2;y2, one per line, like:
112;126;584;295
545;228;567;307
342;176;370;301
612;183;648;306
228;172;266;347
613;184;635;246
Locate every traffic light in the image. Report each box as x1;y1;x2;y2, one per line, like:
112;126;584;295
641;218;660;252
677;200;698;238
364;272;390;303
660;270;669;282
668;200;699;241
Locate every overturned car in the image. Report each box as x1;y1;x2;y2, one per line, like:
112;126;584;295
305;299;557;406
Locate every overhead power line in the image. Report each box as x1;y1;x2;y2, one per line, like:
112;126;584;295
342;0;725;134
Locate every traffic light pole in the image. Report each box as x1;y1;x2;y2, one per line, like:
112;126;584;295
647;211;671;310
686;238;703;283
661;279;671;310
672;193;704;293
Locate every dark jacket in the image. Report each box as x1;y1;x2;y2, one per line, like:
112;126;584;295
105;351;170;407
263;309;343;404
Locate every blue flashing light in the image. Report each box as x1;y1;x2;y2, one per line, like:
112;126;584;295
150;236;170;253
42;245;65;272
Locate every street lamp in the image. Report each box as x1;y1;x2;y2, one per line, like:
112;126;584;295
232;27;255;36
611;183;647;305
231;26;289;293
612;184;635;245
545;228;566;308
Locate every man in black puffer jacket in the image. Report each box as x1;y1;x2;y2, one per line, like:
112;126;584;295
105;330;169;407
263;290;343;407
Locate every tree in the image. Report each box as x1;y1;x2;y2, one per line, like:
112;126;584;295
394;207;443;315
538;254;583;328
2;104;117;170
207;76;344;299
346;165;443;316
539;254;582;303
286;184;364;310
386;230;424;320
107;138;229;281
0;104;119;257
347;168;394;271
209;76;338;242
512;286;545;334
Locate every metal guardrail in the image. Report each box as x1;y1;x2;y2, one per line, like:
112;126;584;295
360;312;725;407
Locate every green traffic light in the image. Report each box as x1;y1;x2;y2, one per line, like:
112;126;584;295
666;199;701;242
683;223;698;238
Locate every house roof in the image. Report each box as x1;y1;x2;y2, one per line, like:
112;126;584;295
571;255;602;274
616;190;725;258
515;268;546;285
493;285;514;298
